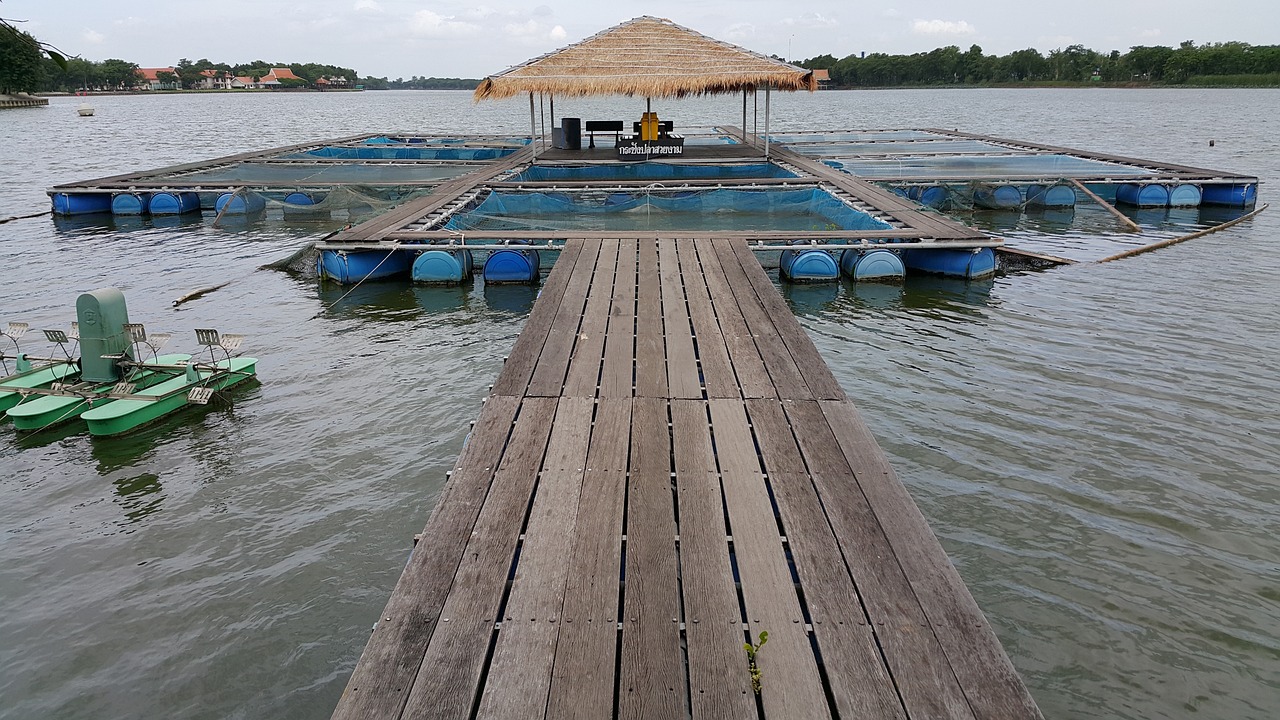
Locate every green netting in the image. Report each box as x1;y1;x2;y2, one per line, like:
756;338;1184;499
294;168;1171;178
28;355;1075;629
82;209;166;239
825;154;1158;180
363;136;529;145
282;146;515;161
219;185;433;215
510;162;797;182
789;139;1012;156
770;130;946;143
442;188;893;233
170;162;475;184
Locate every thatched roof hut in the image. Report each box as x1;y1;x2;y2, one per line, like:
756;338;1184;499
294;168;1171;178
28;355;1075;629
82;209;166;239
474;16;815;101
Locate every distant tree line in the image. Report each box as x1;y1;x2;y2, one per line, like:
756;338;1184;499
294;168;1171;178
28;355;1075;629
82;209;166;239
358;76;481;90
30;55;360;92
800;41;1280;87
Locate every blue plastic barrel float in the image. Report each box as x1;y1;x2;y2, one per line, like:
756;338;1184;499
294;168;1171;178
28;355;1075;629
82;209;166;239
147;191;201;215
839;248;905;282
283;191;326;216
412;249;474;284
1201;182;1257;207
906;185;948;208
1166;184;1202;207
1025;183;1077;208
779;248;840;283
318;249;412;283
51;192;112;215
483;249;541;284
901;247;996;279
1115;183;1170;207
214;191;268;215
971;184;1023;210
110;192;150;215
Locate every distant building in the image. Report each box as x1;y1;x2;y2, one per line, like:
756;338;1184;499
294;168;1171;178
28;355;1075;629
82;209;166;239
225;68;301;89
258;67;303;87
136;67;178;91
315;75;352;90
196;69;235;90
812;69;831;87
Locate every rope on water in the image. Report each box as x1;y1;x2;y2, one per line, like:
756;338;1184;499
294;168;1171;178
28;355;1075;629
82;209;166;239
0;210;53;225
310;249;399;319
1097;203;1268;263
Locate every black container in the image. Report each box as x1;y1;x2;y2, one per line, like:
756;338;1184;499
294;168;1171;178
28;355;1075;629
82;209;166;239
562;117;582;150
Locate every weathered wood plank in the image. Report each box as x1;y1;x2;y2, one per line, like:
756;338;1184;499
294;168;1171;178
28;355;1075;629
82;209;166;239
743;398;911;720
491;239;586;397
819;400;1044;720
696;241;775;399
618;398;687;719
546;399;633;720
475;398;596;720
600;239;638;398
660;242;702;399
331;394;523;720
728;241;845;400
563;241;619;397
780;399;976;720
713;238;811;400
635;239;667;398
396;397;559;720
677;241;738;399
706;399;834;720
527;241;602;397
671;400;756;718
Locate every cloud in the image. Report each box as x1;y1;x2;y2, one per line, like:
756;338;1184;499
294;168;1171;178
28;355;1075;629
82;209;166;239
409;10;480;37
722;22;756;41
353;0;380;11
499;18;569;45
1138;28;1162;39
82;29;105;44
911;19;977;36
881;8;901;18
783;13;838;28
1037;34;1075;49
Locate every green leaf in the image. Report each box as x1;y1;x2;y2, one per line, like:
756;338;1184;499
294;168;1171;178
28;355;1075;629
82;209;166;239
46;48;67;70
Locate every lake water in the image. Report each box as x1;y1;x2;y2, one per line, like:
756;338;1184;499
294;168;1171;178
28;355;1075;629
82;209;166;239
1;89;1277;719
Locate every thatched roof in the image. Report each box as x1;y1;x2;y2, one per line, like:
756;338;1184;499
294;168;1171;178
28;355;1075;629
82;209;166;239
474;16;815;100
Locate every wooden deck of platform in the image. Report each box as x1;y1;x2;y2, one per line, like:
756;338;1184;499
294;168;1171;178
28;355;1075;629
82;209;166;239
331;237;1042;720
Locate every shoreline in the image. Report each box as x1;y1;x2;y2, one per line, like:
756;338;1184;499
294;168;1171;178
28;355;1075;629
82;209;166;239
0;94;50;108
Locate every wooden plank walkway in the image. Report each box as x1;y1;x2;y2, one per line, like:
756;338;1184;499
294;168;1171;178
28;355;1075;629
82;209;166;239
331;237;1043;720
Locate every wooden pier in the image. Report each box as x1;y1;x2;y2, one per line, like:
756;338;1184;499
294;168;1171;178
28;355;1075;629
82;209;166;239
331;235;1043;719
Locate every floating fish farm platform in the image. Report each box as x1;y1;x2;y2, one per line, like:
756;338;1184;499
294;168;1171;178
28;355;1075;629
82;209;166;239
47;125;1259;270
38;124;1263;719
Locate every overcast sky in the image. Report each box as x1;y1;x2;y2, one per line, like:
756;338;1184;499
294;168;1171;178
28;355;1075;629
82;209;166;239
5;0;1277;78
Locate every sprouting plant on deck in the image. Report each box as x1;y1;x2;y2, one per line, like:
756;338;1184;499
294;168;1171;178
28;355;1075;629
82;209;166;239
744;630;769;695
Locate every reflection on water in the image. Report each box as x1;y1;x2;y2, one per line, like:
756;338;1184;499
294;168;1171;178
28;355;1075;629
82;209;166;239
111;472;164;524
845;280;906;310
779;272;995;330
481;282;539;316
778;280;840;315
1021;207;1076;230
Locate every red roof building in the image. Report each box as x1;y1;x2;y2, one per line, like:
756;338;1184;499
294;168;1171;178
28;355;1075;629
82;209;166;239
136;67;178;90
